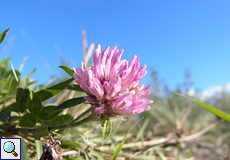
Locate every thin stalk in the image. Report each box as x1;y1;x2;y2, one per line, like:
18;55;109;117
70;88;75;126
16;114;97;133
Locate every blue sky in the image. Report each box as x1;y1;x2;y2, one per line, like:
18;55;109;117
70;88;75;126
1;1;230;92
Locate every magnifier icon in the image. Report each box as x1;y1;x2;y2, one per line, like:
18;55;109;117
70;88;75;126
3;141;18;157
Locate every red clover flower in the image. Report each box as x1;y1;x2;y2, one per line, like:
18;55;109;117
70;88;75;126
73;45;153;116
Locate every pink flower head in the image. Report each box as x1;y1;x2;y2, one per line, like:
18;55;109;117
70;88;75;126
73;45;153;116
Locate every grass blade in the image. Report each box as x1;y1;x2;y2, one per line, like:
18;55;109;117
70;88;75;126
8;60;18;82
172;92;230;123
19;58;26;72
33;133;43;160
112;117;144;160
135;118;150;141
21;139;28;160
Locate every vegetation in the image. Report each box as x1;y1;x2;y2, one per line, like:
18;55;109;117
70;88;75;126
0;28;229;160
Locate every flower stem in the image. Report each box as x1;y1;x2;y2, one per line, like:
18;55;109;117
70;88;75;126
16;114;97;134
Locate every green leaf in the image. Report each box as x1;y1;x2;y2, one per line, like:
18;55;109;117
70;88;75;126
112;117;144;160
172;92;230;123
18;76;29;89
0;67;7;78
19;113;36;127
84;152;90;160
3;69;20;79
28;80;38;90
2;70;20;91
9;102;20;113
102;119;112;140
27;68;36;78
8;59;18;82
36;78;74;102
0;28;10;44
135;118;150;141
50;114;73;126
27;91;42;115
59;66;74;77
33;133;43;160
38;105;62;120
3;76;13;107
19;58;26;72
0;57;10;70
16;88;30;113
0;107;11;122
67;84;84;92
60;141;81;149
53;97;85;111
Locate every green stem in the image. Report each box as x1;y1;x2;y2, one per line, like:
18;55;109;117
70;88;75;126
16;114;97;133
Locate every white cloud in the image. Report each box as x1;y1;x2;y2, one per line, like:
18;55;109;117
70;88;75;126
200;85;223;100
225;82;230;92
187;82;230;100
187;89;196;97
